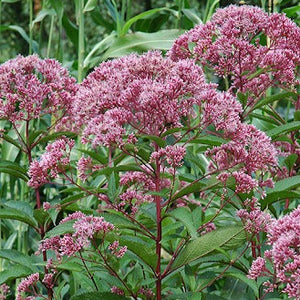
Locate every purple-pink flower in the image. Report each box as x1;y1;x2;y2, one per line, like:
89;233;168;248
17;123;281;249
16;273;39;300
169;5;300;103
28;137;75;188
0;55;77;126
249;205;300;299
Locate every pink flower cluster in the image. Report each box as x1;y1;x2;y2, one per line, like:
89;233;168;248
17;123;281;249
74;51;215;146
150;145;186;167
169;5;300;102
237;197;271;234
39;212;114;258
0;54;77;125
207;124;277;193
16;273;39;300
108;241;127;258
249;205;300;299
0;284;9;300
28;137;75;188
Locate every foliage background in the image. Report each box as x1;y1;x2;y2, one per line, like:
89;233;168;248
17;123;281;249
0;0;300;299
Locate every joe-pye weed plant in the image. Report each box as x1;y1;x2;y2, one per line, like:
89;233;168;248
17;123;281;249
0;4;299;300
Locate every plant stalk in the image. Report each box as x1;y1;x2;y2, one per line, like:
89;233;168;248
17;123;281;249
154;144;162;300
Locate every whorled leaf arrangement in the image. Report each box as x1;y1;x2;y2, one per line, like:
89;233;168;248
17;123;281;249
0;4;299;300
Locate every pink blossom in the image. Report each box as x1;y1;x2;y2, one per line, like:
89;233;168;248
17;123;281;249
0;284;9;300
233;171;258;194
16;273;39;300
42;273;54;289
39;213;115;259
109;241;127;258
150;145;186;167
249;205;300;299
200;222;216;235
169;5;300;103
28;137;75;188
74;51;214;145
111;286;125;295
0;55;77;126
248;257;268;279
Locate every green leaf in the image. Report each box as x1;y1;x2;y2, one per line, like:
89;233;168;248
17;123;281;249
271;175;300;192
182;8;203;25
1;0;21;3
0;206;38;228
169;207;197;238
284;154;298;171
83;33;117;69
1;134;23;150
107;172;118;201
102;29;184;60
44;220;75;238
0;160;28;181
170;225;246;271
70;292;127;300
107;234;156;269
102;211;143;231
283;5;300;17
253;92;297;110
139;135;166;148
261;191;300;209
0;249;39;273
172;181;205;201
0;25;38;52
62;14;79;51
267;121;300;139
37;131;77;145
120;8;170;36
83;0;98;12
225;272;259;298
32;8;56;27
0;265;34;285
294;110;300;121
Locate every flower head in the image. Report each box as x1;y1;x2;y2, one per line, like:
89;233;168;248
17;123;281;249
0;55;78;127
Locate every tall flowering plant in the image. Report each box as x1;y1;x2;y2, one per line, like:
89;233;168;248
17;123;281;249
0;5;299;300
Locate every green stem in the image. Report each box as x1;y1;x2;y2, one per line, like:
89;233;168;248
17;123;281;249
28;0;33;55
47;15;55;58
78;0;85;83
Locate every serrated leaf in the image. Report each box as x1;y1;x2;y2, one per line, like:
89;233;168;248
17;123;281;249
107;234;156;268
225;272;259;297
267;121;300;139
107;172;118;201
284;154;298;171
70;292;127;300
0;265;34;284
0;249;39;273
261;191;300;209
272;175;300;192
253;92;297;110
170;225;246;271
0;206;38;228
172;181;205;201
1;134;23;150
77;149;108;164
169;207;197;238
44;220;75;238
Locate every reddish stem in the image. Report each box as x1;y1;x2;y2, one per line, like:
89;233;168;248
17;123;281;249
154;144;162;300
